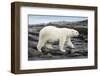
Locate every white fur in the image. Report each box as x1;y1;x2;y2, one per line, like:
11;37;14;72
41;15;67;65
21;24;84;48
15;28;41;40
37;26;79;52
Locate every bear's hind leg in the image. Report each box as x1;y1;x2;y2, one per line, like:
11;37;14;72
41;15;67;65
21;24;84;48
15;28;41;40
37;44;42;52
37;39;46;52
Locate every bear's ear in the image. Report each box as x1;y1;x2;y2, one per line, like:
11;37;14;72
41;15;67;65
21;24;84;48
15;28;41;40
71;30;75;34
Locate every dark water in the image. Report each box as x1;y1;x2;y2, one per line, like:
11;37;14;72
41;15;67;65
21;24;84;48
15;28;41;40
28;21;88;61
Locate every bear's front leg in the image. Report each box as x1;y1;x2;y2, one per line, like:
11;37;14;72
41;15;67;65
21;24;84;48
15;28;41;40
59;37;66;52
67;38;75;48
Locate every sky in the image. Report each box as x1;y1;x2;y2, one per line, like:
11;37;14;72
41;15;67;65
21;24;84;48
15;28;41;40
28;15;88;25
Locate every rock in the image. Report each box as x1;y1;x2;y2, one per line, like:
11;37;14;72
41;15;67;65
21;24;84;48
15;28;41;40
28;41;38;50
67;52;82;57
28;34;39;41
75;51;88;56
28;48;41;57
28;31;39;36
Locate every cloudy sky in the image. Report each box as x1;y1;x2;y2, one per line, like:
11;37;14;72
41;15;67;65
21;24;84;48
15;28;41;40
28;15;88;25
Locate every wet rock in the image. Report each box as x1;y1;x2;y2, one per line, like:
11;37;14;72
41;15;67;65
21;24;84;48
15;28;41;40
67;52;82;57
28;34;39;41
28;48;41;57
28;31;39;36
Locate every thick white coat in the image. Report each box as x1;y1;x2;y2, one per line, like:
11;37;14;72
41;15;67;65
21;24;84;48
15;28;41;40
37;26;79;52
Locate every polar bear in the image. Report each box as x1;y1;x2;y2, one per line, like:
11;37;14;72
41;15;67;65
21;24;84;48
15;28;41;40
37;26;79;52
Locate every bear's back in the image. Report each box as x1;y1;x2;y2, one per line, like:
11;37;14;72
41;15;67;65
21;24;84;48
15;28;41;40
39;26;61;40
40;26;60;34
41;26;58;31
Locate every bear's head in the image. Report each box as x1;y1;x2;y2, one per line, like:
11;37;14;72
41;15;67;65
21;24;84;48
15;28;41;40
61;28;79;37
71;29;79;37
